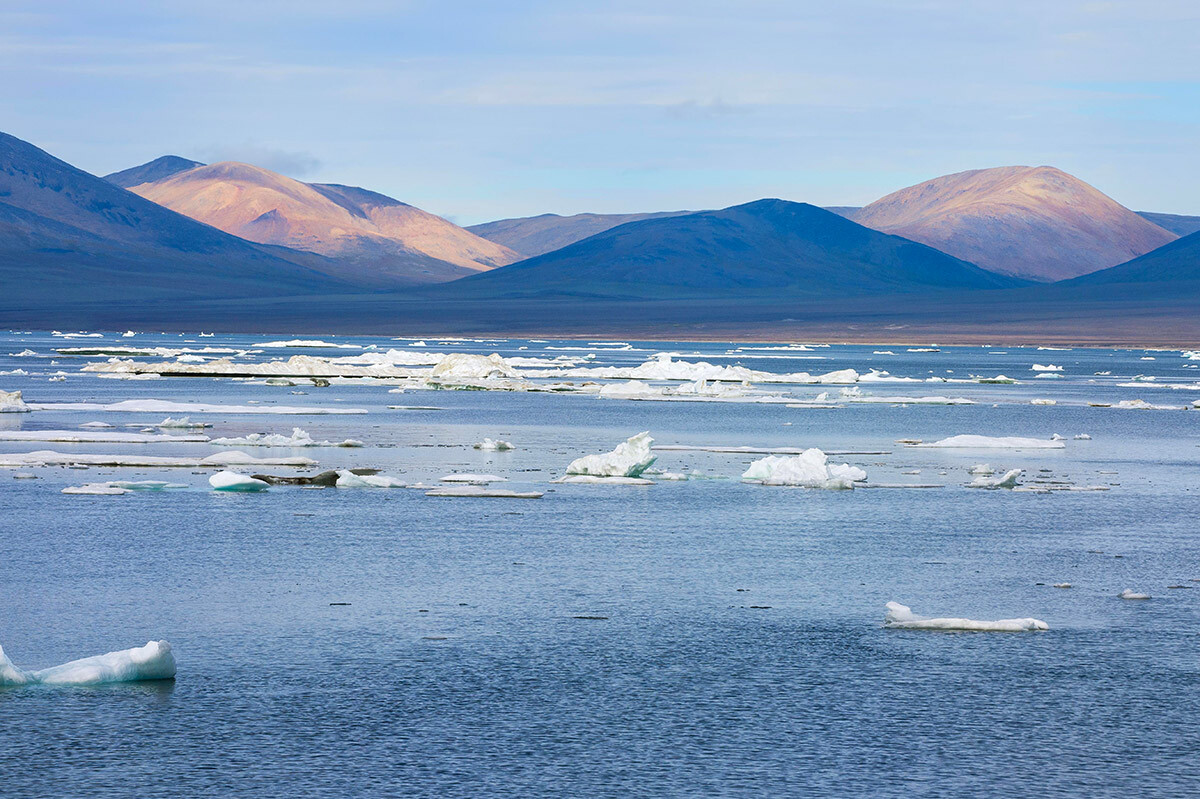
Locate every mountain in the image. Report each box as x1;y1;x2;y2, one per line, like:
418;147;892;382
1136;211;1200;238
104;155;204;188
126;161;521;284
0;131;355;310
468;211;694;257
441;199;1024;300
852;166;1177;282
823;206;862;221
1067;229;1200;287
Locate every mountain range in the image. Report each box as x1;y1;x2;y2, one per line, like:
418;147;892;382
467;211;693;258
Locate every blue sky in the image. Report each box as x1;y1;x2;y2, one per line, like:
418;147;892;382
2;0;1198;223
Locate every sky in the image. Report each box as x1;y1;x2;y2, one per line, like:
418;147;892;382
2;0;1198;224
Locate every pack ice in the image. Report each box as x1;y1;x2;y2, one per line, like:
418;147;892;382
884;602;1048;631
741;448;866;488
0;640;176;686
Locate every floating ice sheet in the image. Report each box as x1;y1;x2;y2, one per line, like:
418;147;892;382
0;640;175;686
884;602;1047;631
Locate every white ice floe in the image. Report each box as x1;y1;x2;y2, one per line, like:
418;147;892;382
968;464;995;475
80;421;115;428
884;602;1048;631
1053;583;1072;589
334;470;407;488
967;468;1023;489
474;438;514;451
209;471;270;491
597;380;665;399
0;430;208;444
425;486;544;498
155;417;211;429
253;339;359;349
565;432;656;478
27;399;366;415
1032;364;1064;372
209;427;362;448
109;480;186;490
552;475;655;485
10;349;36;357
1118;589;1151;600
439;473;507;484
0;640;175;686
1030;399;1057;406
1;390;30;413
1074;433;1091;440
1113;399;1184;410
430;353;520;380
0;450;314;468
914;435;1065;449
63;483;129;495
741;448;866;488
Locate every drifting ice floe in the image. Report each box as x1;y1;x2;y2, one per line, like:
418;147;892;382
430;353;520;380
968;464;994;475
155;417;211;429
62;480;186;495
209;471;270;491
0;450;315;468
1118;589;1151;600
565;432;656;478
1032;364;1063;372
27;399;366;415
553;475;655;485
741;448;866;488
474;438;514;451
967;469;1023;489
1;390;30;413
334;470;407;488
425;486;544;498
0;430;208;444
209;428;363;448
1030;399;1056;406
0;640;175;686
914;435;1065;449
253;339;359;349
1113;399;1183;410
884;602;1048;631
63;483;129;495
439;473;507;484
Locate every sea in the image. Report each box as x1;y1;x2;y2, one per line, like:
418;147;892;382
1;331;1198;797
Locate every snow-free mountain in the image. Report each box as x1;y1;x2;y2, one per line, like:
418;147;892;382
468;211;694;258
445;199;1024;299
123;161;521;285
851;166;1177;281
0;132;351;310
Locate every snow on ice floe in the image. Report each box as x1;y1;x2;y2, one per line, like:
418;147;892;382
884;602;1047;632
439;473;507;484
741;448;866;488
1030;399;1056;406
253;339;360;349
9;349;37;357
63;483;130;495
914;435;1065;449
0;450;315;468
1111;399;1186;410
334;470;406;488
425;486;544;498
209;471;270;491
430;353;520;380
27;399;366;415
1118;589;1151;600
565;432;656;478
209;428;362;448
1031;364;1064;372
967;468;1023;489
0;430;208;444
155;417;211;429
1;390;31;413
474;438;514;451
0;640;175;686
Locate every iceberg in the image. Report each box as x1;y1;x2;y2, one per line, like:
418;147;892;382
884;602;1047;631
474;438;514;451
1;390;30;413
915;435;1065;449
209;471;270;491
209;428;363;448
741;448;866;489
334;470;406;488
967;468;1023;489
565;432;656;478
0;640;175;686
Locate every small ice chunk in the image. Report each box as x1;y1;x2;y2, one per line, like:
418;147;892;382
0;640;175;686
209;471;270;492
1032;364;1063;372
741;448;866;489
155;417;211;429
80;421;115;428
209;427;362;448
967;468;1022;489
1053;583;1072;589
1074;433;1091;440
62;483;129;495
1031;399;1057;406
473;438;514;451
1050;433;1066;441
565;432;656;478
0;390;31;413
884;602;1047;631
1118;589;1150;600
439;473;507;484
334;470;406;488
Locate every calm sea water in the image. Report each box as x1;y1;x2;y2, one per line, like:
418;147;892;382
2;332;1199;797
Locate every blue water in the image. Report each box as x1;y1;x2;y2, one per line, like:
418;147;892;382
2;332;1199;797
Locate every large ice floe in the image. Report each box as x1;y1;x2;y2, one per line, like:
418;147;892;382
209;427;362;448
914;435;1066;449
253;339;360;349
26;399;366;415
884;602;1048;631
1;390;31;413
0;640;175;686
0;430;208;444
0;450;315;468
564;432;656;478
741;448;867;488
966;468;1023;489
209;471;270;491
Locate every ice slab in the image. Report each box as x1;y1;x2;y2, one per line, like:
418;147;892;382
209;471;270;491
28;400;366;415
0;640;175;686
884;602;1047;631
741;448;866;489
552;475;655;485
915;435;1065;449
967;468;1023;489
0;430;208;444
1119;589;1151;600
1;390;31;413
334;470;406;488
439;473;507;484
425;486;544;498
210;428;362;448
0;450;315;468
565;432;656;478
62;483;128;495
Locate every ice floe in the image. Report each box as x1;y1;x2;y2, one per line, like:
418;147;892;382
741;448;866;488
0;640;175;686
914;435;1065;449
209;427;362;448
63;483;129;495
967;469;1023;489
884;602;1047;631
1;390;30;413
1118;589;1150;600
439;473;507;484
334;470;407;488
0;430;208;444
27;399;366;415
1032;364;1063;372
155;417;211;429
253;339;360;349
1112;399;1184;410
430;353;520;380
0;450;315;468
425;486;544;498
209;471;270;491
565;432;656;478
552;475;655;485
474;438;514;451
